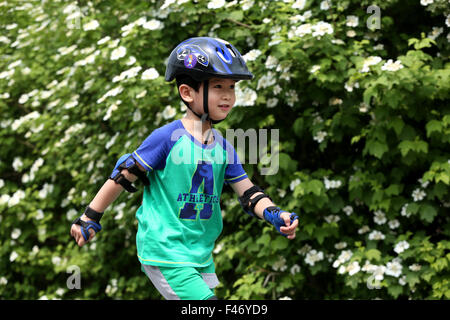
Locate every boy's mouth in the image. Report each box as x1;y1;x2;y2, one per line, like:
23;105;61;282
218;104;231;110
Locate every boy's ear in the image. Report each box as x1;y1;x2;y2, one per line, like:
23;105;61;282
179;84;194;103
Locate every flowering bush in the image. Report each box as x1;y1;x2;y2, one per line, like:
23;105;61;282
0;0;449;299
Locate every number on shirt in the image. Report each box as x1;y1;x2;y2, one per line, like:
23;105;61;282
179;160;214;220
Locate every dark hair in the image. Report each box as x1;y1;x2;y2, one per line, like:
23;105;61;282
175;74;201;92
175;75;201;108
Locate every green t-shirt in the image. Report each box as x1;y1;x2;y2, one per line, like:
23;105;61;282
132;120;247;267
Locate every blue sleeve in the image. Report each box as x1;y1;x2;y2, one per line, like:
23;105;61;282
132;126;172;171
223;140;248;184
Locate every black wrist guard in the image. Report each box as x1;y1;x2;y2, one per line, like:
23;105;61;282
238;185;272;219
84;205;103;223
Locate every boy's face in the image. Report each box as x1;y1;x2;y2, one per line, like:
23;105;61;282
191;77;237;120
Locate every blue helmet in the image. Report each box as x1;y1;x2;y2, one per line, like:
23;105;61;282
165;37;253;82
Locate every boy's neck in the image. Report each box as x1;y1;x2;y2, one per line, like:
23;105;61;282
182;113;212;134
181;114;215;145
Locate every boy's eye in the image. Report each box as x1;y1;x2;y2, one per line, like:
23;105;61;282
214;84;222;88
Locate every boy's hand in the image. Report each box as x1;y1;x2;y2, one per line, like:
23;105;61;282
279;211;299;240
263;207;299;239
70;214;97;247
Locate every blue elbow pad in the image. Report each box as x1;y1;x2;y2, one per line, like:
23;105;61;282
109;154;150;192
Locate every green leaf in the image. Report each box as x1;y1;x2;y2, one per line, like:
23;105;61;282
387;285;403;298
420;204;437;223
425;120;443;137
306;179;324;196
365;249;381;261
364;139;388;159
271;236;289;251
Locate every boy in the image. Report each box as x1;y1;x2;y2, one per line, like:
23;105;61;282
70;37;299;300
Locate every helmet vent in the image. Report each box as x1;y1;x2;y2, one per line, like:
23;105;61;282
226;44;237;58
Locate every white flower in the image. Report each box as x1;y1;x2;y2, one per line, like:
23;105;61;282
305;249;324;266
344;81;359;92
312;21;333;37
388;219;400;229
10;251;19;262
360;56;382;73
272;256;287;271
446;14;450;28
371;265;386;281
320;0;331;10
381;59;404;72
310;65;321;73
0;277;7;285
235;86;257;107
409;264;422;271
110;46;127;60
412;188;426;202
257;72;276;90
289;178;301;191
66;209;77;221
329;97;343;106
277;188;286;198
297;244;312;255
273;85;282;95
11;228;21;239
313;131;327;143
83;19;99;31
420;0;433;6
142;19;163;30
347;261;361;276
39;183;54;199
13;157;23;171
279;296;292;300
290;264;301;275
243;49;261;62
368;230;385;241
18;94;29;104
207;0;226;9
267;98;279;108
113;66;142;82
141;68;159;80
213;243;223;254
346;15;359;27
294;23;313;37
359;102;369;113
394;240;410;254
292;0;306;10
343;205;353;216
241;0;254;11
136;90;147;99
385;261;402;278
52;256;62;266
97;36;111;45
8;190;25;207
334;242;347;250
265;55;278;70
324;177;342;189
418;178;430;189
428;27;443;41
338;265;346;274
332;250;353;268
324;215;340;224
401;203;411;217
162;105;176;120
373;210;387;225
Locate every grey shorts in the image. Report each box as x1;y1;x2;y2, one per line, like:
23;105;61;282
141;263;220;300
